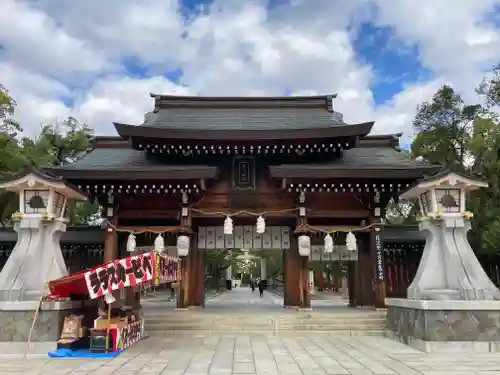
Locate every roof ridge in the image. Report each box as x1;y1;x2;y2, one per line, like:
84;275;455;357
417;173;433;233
150;94;337;112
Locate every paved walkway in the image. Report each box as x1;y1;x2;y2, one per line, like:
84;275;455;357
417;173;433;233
205;287;283;310
2;333;500;374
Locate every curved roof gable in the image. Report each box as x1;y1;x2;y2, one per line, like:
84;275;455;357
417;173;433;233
115;94;374;142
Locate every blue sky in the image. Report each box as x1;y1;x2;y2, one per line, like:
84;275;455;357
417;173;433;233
123;0;435;109
1;0;499;140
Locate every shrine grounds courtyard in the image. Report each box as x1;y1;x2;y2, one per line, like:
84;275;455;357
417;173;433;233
1;289;500;374
1;334;500;375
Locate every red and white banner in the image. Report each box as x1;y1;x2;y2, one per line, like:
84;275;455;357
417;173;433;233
154;253;180;286
84;252;154;299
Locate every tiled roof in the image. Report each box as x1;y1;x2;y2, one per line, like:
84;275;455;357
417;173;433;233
142;107;346;131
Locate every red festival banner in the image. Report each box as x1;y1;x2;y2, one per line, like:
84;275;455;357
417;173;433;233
84;252;154;299
154;253;180;286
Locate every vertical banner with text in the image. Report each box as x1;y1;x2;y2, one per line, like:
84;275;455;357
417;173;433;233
154;253;180;286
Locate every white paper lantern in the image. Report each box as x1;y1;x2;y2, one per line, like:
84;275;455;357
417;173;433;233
324;233;333;253
154;234;165;252
256;215;266;234
177;235;190;257
104;292;116;304
126;233;136;252
298;235;311;257
224;216;233;235
346;232;357;252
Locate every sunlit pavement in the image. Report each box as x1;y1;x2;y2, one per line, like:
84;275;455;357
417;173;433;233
2;288;497;374
2;333;500;374
206;286;284;308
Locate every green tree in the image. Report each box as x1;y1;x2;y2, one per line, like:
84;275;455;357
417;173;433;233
467;118;500;254
477;64;500;108
0;85;99;226
411;85;481;169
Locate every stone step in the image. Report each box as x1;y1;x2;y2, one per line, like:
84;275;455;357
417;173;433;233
142;313;386;320
146;329;387;336
145;324;384;331
144;318;385;325
143;317;385;324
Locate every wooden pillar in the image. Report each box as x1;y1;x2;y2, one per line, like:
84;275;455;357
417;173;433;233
347;261;358;307
103;195;118;263
371;191;386;308
191;240;205;307
282;249;289;305
299;252;311;309
177;253;189;309
177;193;193;309
284;240;301;307
357;236;374;306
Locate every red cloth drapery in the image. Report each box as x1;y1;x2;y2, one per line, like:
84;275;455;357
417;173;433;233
48;269;89;298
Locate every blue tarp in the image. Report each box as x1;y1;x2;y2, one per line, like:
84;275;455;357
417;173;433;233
48;348;122;358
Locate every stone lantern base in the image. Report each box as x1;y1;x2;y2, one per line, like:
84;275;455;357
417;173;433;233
0;301;98;343
386;298;500;353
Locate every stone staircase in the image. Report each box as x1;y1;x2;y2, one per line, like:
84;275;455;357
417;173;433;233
143;309;387;336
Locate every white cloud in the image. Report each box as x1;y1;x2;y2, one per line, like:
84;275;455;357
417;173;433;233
0;0;499;140
73;75;190;134
0;0;109;82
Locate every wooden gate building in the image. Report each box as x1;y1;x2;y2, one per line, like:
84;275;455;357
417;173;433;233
44;94;440;308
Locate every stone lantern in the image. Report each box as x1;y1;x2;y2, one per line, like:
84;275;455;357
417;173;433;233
398;170;498;301
0;169;87;308
385;171;500;353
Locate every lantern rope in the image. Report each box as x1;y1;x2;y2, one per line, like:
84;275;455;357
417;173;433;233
104;212;382;235
104;220;187;234
296;222;380;234
190;207;299;217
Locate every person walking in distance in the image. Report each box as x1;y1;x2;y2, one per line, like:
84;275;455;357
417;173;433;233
258;279;265;298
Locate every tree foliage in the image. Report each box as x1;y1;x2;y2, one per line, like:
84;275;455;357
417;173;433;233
0;85;99;226
409;69;500;255
411;85;481;169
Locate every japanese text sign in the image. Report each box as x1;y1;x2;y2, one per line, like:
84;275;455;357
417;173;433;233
84;252;154;299
155;253;180;286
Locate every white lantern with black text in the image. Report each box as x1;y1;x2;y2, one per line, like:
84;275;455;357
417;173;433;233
154;234;164;252
346;232;357;252
127;233;136;253
324;233;333;253
177;235;190;257
224;216;233;235
298;235;311;257
256;215;266;234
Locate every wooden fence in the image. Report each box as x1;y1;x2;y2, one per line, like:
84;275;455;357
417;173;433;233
384;242;500;298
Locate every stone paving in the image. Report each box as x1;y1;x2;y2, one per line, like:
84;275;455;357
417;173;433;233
205;287;284;308
1;289;499;374
1;333;500;375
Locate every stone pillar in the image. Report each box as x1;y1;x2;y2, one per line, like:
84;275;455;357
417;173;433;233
260;257;267;289
0;217;68;306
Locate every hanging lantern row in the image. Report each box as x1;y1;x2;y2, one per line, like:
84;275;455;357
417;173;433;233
223;215;266;236
299;231;358;257
125;217;357;258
